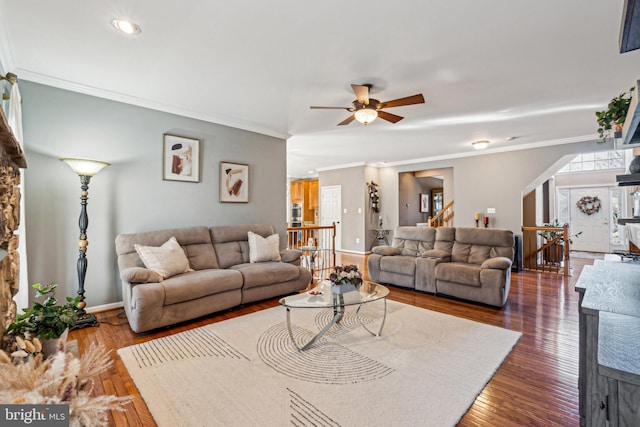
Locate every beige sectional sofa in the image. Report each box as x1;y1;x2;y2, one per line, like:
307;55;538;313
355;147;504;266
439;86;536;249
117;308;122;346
115;224;311;333
367;226;514;307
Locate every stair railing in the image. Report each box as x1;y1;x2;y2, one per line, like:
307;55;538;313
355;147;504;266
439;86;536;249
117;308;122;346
429;200;454;227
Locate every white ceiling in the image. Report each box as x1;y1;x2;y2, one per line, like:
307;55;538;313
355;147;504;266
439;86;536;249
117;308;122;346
2;1;640;178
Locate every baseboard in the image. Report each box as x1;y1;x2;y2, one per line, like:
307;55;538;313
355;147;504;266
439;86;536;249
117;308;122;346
339;249;371;255
86;301;124;313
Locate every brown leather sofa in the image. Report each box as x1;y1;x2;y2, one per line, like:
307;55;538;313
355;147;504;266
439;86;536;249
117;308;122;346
367;226;514;307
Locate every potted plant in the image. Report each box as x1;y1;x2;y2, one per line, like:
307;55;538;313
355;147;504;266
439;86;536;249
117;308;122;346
5;282;80;356
538;220;583;264
329;264;363;294
595;87;634;144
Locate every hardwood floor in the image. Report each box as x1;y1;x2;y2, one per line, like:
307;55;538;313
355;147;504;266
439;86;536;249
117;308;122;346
71;253;594;426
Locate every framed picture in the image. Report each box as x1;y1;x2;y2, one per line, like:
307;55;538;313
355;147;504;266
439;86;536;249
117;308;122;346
420;193;429;213
163;134;200;182
220;161;249;203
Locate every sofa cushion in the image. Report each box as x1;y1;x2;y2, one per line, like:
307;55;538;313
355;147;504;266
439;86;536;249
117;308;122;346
120;267;163;284
434;227;455;253
420;249;450;260
248;231;281;263
380;255;416;276
391;226;436;256
163;269;243;305
436;262;481;287
116;226;219;271
231;262;301;289
134;237;192;279
372;246;402;256
210;224;277;268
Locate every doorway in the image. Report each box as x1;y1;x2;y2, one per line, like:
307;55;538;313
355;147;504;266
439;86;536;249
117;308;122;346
558;186;623;253
320;185;342;250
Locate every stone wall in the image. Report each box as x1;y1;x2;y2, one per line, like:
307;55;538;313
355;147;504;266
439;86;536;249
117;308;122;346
0;107;26;336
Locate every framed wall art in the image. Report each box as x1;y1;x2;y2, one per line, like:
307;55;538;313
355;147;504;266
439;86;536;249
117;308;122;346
420;193;429;213
163;134;200;182
220;161;249;203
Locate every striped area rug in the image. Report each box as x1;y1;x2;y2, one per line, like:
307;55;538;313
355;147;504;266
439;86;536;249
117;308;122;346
118;300;521;427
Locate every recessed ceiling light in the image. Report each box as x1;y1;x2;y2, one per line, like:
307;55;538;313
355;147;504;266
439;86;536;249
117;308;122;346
472;140;490;150
111;19;142;35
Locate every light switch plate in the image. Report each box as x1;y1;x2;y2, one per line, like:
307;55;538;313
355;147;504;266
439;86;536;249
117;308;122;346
487;208;496;214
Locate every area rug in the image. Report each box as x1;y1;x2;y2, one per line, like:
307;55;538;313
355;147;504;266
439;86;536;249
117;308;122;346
118;300;521;427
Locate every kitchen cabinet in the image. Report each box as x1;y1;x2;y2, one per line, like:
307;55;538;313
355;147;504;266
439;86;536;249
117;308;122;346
291;180;304;204
290;179;319;223
308;180;318;210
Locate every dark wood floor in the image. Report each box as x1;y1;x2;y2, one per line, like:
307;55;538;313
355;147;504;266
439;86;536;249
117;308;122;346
70;253;595;426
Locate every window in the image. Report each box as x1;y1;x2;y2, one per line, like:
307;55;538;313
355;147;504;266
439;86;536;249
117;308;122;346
557;151;625;173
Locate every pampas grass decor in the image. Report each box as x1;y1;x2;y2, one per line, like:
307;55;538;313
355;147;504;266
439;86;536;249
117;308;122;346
0;342;132;427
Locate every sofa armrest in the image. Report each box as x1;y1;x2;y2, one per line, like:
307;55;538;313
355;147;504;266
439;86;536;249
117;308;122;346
371;246;402;256
481;257;512;270
121;267;163;284
280;249;302;263
419;249;451;261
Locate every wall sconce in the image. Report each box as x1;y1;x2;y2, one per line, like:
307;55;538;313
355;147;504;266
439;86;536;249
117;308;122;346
60;157;110;328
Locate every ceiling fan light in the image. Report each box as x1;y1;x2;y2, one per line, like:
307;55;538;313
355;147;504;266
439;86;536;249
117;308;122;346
472;140;490;150
354;108;378;125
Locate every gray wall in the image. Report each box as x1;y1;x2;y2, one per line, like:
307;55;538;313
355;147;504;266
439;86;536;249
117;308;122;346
378;140;614;235
21;82;287;308
319;165;371;253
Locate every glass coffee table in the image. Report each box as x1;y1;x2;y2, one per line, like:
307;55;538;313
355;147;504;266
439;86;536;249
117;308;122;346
279;280;389;351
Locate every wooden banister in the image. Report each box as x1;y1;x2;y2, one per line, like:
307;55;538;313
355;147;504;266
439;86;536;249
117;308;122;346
429;200;454;227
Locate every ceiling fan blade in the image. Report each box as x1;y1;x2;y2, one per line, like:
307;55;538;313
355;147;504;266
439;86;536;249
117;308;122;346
310;106;352;110
351;84;370;105
379;94;425;109
337;115;356;126
378;111;404;123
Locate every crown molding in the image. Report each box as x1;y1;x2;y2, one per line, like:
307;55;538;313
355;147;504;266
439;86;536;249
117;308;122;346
382;134;599;168
15;68;291;140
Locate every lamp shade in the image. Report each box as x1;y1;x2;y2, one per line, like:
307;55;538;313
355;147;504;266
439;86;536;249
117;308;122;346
354;107;378;125
60;157;110;176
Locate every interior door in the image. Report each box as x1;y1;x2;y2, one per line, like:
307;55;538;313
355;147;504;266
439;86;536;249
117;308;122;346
569;187;610;253
320;185;341;250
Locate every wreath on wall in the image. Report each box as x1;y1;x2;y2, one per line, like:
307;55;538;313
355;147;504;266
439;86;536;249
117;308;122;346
576;196;601;215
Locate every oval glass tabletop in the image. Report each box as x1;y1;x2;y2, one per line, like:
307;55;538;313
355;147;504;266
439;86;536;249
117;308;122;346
279;280;389;309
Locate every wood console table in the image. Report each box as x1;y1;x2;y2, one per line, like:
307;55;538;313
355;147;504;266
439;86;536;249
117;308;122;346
575;260;640;426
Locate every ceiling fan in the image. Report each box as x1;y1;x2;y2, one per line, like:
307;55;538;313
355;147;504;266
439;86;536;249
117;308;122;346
310;84;425;126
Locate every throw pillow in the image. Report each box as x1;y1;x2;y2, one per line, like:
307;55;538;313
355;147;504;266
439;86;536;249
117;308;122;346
248;231;281;263
134;237;192;279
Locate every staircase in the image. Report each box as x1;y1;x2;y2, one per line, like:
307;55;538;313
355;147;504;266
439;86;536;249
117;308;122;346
428;200;454;227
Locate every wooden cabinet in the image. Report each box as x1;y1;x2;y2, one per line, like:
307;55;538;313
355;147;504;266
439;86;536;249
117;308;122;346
576;262;640;426
308;180;318;210
290;179;319;223
291;181;304;204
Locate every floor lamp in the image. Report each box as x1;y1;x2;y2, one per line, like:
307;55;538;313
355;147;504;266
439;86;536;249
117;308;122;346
60;157;110;329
